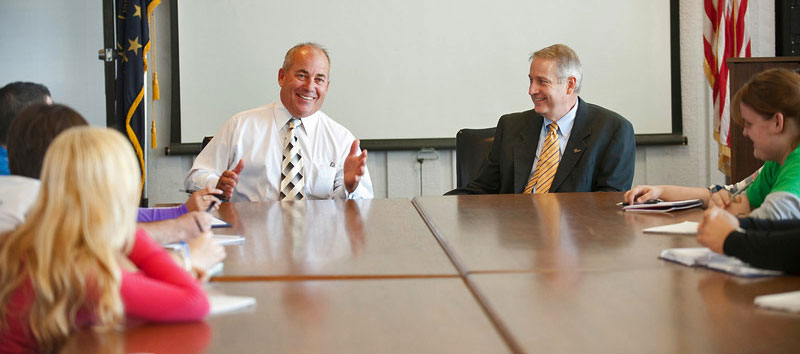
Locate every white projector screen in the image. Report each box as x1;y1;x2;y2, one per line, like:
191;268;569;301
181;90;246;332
173;0;676;145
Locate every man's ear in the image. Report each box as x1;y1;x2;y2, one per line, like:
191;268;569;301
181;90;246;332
278;68;286;87
566;76;577;95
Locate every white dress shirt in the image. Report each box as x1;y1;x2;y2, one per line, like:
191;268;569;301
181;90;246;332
0;175;40;233
185;101;373;201
527;101;579;193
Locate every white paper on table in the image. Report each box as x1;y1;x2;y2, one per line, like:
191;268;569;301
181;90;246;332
208;295;256;315
643;221;699;235
211;216;231;228
755;290;800;313
213;235;245;245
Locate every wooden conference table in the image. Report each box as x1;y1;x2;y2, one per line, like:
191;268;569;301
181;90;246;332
64;193;800;353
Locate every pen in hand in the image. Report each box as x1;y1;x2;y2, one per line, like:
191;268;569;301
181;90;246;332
180;189;228;201
193;213;207;233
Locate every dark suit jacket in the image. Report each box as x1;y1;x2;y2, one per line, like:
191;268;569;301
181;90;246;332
446;98;635;195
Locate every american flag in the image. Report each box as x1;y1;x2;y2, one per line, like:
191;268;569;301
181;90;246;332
703;0;751;176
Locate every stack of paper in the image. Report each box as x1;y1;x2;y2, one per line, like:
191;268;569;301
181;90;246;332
623;199;703;213
659;247;783;277
755;290;800;313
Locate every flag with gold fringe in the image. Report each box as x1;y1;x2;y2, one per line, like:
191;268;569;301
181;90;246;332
116;0;160;191
703;0;751;177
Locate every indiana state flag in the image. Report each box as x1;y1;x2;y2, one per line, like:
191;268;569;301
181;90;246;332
116;0;160;189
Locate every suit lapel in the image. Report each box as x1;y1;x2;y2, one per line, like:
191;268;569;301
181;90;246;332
513;111;541;193
551;98;589;192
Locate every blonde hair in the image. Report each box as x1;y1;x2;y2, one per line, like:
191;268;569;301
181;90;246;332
0;127;141;351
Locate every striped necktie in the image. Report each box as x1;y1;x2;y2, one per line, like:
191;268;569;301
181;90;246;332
280;118;305;200
523;122;560;194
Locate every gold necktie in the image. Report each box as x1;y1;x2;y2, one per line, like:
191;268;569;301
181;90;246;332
524;122;560;194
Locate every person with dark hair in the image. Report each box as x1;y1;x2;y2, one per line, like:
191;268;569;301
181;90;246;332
0;82;52;175
446;44;636;195
6;103;84;179
0;103;84;233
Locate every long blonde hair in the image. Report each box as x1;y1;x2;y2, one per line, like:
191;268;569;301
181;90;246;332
0;127;141;351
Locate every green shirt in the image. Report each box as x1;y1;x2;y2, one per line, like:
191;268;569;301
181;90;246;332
746;144;800;208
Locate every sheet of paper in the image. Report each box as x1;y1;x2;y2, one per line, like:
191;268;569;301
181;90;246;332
213;235;245;246
211;216;231;228
643;221;699;235
755;290;800;313
208;295;256;315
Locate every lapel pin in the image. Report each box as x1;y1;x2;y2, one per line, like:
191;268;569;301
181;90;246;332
573;148;582;153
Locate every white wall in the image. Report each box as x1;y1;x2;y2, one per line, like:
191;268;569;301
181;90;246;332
0;0;775;204
0;0;105;127
146;0;774;205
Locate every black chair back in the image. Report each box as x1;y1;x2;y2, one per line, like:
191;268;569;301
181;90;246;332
455;127;496;188
201;136;214;150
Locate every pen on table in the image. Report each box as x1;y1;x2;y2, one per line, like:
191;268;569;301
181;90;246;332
180;189;227;201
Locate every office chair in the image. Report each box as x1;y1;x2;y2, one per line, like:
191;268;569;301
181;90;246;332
455;127;496;188
201;136;214;150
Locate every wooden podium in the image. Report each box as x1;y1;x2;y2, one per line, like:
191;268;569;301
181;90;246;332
726;57;800;182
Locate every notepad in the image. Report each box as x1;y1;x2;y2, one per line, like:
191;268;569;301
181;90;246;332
208;294;256;315
755;290;800;313
659;247;783;277
623;199;703;213
213;235;245;245
643;221;699;235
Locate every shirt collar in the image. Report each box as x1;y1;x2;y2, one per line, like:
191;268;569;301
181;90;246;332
543;99;578;138
274;101;319;136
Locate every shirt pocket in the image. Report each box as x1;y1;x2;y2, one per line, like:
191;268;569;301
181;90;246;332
309;162;336;199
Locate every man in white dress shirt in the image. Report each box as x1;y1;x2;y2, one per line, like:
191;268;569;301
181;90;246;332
185;43;373;201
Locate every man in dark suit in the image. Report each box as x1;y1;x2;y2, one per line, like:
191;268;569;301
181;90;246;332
446;44;635;195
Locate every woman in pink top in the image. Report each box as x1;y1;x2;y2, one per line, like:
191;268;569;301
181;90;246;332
0;127;209;353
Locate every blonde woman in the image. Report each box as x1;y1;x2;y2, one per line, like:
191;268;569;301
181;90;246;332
0;127;208;352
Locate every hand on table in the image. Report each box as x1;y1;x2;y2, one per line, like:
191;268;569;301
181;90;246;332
697;206;739;253
623;185;663;205
187;231;226;277
185;186;223;212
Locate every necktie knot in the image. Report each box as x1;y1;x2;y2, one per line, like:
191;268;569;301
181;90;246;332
548;122;559;135
288;118;300;130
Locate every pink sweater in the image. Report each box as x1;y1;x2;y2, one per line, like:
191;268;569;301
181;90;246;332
0;229;209;353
